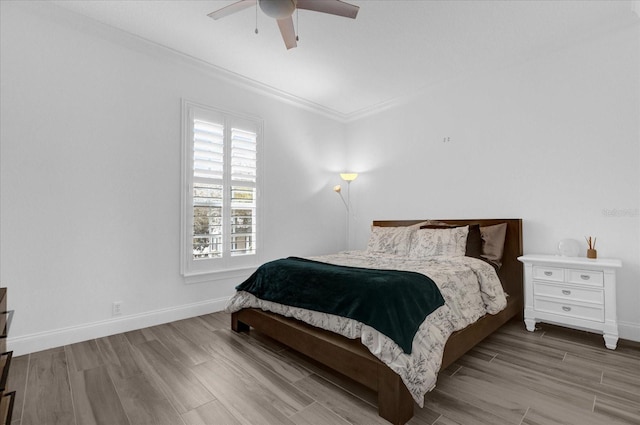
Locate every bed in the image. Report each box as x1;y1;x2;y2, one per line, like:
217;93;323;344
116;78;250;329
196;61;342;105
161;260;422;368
228;218;523;425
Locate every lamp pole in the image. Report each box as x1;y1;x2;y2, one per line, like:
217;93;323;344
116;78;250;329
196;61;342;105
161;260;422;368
337;173;358;250
346;180;353;249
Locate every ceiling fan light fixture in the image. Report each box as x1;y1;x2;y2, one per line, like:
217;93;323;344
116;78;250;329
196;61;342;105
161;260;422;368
259;0;296;19
208;0;359;49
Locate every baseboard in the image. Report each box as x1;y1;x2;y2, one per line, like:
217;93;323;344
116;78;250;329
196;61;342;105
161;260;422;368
618;320;640;343
7;297;231;356
10;299;638;356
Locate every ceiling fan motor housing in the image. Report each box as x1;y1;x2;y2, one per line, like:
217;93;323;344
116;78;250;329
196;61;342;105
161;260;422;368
259;0;296;19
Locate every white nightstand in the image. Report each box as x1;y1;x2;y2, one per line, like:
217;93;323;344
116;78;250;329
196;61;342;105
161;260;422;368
518;254;622;349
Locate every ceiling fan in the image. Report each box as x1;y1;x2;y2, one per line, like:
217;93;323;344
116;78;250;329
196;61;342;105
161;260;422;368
208;0;359;50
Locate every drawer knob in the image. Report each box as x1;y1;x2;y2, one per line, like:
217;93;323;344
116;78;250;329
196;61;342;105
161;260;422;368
580;274;590;280
562;306;572;312
562;290;571;295
544;271;553;276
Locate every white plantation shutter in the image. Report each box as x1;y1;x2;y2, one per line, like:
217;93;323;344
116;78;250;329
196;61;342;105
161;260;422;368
181;101;261;276
193;120;224;180
192;118;225;259
230;128;257;256
231;128;257;182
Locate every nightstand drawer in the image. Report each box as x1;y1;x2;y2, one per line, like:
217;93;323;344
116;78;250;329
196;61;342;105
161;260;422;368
567;269;603;287
534;298;603;322
534;282;603;304
532;266;564;282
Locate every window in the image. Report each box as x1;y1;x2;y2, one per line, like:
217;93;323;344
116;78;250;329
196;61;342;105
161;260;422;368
181;100;262;277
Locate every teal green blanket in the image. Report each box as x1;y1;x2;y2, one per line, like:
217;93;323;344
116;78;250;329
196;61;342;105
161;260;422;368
236;257;445;354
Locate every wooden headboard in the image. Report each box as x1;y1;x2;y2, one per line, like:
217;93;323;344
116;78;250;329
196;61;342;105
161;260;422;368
371;219;524;306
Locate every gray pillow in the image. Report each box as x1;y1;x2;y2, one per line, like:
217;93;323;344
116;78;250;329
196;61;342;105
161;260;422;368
480;223;507;269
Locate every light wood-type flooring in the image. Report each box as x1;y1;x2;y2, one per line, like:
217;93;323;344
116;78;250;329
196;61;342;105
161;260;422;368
7;312;640;425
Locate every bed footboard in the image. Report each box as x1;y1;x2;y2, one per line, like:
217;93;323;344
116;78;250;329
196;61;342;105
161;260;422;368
231;309;414;425
377;363;414;425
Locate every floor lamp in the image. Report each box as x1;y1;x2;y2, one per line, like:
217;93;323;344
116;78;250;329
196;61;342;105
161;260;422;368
333;173;358;249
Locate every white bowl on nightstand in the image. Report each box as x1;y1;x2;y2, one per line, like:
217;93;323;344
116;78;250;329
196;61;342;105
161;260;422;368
557;239;580;257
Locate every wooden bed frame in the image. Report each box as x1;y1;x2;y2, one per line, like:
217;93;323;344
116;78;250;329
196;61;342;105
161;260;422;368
231;219;523;425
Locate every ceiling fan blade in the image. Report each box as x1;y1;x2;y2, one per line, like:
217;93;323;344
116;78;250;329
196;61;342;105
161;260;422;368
277;16;297;50
208;0;256;20
296;0;359;19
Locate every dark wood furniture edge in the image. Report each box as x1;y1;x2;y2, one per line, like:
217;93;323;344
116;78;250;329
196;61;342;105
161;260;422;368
0;289;7;346
232;218;523;425
0;390;15;425
0;352;12;393
0;311;13;340
0;288;12;425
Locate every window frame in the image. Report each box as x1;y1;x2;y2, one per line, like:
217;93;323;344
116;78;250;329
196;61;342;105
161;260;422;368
180;99;263;278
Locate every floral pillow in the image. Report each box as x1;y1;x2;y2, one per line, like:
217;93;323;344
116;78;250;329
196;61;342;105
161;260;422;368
409;226;469;258
366;226;415;256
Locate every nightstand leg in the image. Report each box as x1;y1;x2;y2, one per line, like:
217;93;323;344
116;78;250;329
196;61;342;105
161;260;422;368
524;318;536;332
603;333;618;350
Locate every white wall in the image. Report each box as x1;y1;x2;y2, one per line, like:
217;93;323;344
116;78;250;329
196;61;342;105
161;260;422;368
0;2;347;355
346;22;640;340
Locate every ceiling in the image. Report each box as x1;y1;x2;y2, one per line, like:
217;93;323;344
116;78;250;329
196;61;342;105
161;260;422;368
50;0;637;120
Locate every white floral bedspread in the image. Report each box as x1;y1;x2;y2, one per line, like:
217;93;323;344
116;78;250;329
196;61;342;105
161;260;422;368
225;251;507;406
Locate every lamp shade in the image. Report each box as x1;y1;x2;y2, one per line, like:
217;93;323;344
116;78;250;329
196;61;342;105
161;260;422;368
340;173;358;182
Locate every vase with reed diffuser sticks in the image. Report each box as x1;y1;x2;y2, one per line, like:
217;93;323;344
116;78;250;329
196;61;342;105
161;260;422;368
586;236;597;259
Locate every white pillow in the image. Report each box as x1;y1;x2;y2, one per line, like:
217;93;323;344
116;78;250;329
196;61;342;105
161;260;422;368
366;226;415;256
409;226;469;258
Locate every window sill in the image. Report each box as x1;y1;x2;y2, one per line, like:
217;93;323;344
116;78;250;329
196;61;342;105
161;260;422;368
183;266;256;285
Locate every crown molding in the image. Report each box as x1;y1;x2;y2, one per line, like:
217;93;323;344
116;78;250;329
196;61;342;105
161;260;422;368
9;1;639;125
12;1;349;122
343;8;640;123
